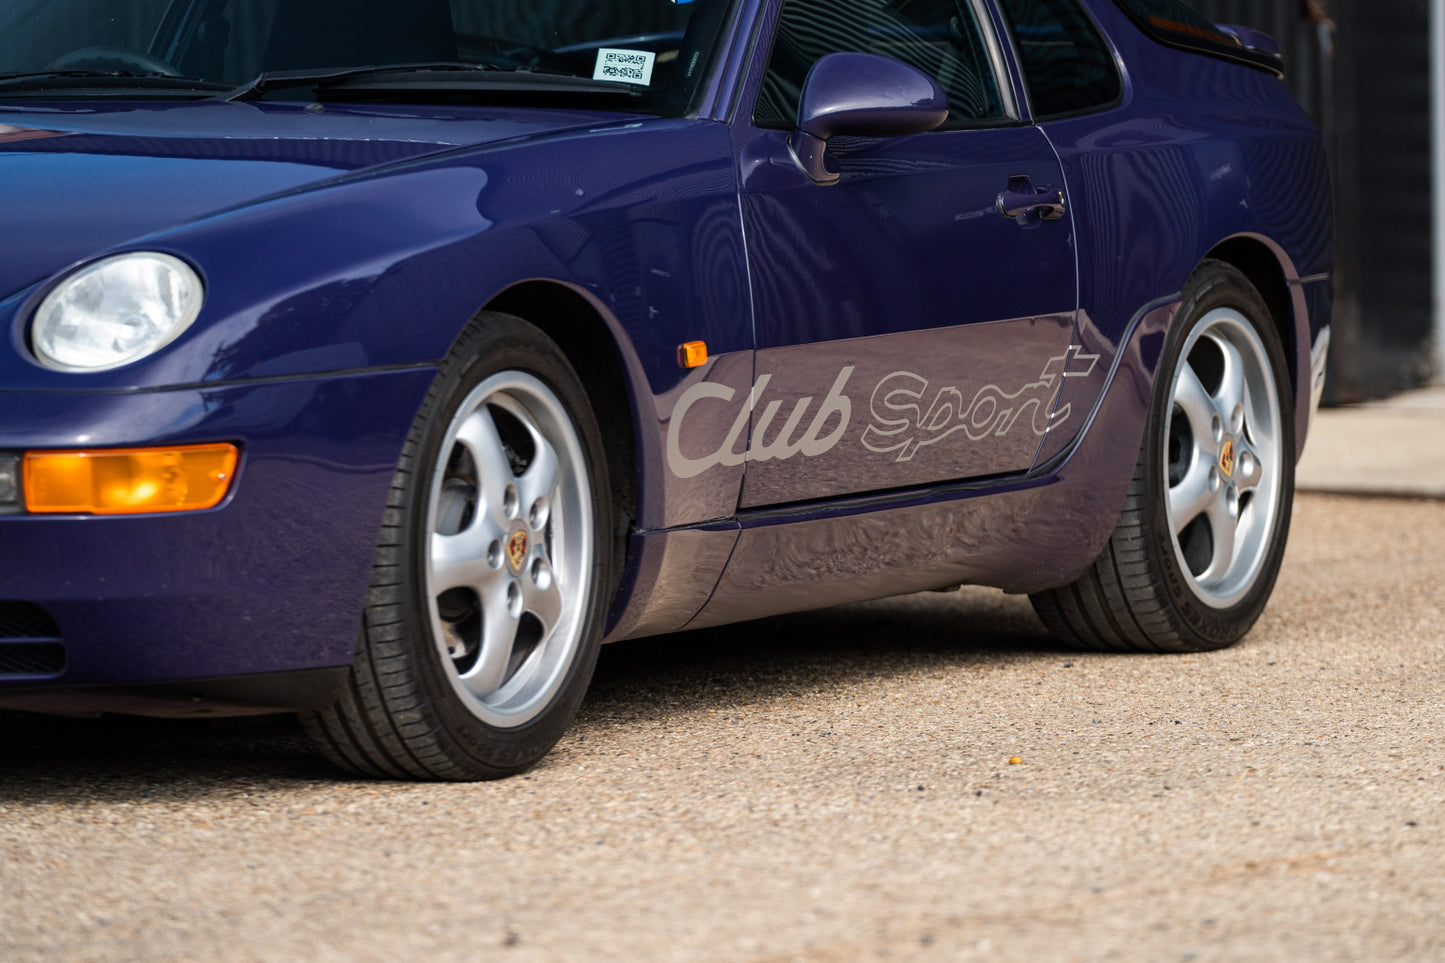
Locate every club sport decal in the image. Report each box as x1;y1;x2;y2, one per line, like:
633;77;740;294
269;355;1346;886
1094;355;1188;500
665;348;1099;479
862;346;1099;462
666;368;853;479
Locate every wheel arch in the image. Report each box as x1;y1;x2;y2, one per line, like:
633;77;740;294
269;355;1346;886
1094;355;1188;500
1202;238;1306;401
483;280;639;569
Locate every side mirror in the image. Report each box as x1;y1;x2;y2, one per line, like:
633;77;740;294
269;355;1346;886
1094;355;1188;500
789;51;949;186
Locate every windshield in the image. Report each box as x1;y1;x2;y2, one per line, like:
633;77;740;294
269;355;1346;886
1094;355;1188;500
0;0;731;111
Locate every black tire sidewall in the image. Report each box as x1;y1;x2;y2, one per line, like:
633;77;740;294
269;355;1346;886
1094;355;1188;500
395;313;613;774
1142;263;1296;649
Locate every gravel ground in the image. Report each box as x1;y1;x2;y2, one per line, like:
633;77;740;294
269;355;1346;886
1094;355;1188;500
2;492;1442;962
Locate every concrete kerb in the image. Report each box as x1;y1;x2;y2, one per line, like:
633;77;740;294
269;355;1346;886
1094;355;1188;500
1296;385;1445;499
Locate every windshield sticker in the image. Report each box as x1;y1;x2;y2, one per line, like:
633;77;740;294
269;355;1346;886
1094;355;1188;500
594;48;656;86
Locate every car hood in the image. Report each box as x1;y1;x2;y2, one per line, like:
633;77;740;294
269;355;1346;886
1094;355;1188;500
0;100;635;300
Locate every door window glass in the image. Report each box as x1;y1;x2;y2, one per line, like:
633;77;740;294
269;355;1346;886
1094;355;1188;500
754;0;1008;129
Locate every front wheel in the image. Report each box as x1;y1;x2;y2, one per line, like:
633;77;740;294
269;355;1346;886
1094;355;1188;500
304;312;614;779
1031;260;1295;652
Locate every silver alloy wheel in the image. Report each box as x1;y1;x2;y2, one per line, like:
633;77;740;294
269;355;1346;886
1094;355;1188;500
1163;306;1284;609
424;370;594;728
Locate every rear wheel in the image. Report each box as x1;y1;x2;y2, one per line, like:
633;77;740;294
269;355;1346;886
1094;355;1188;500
304;312;613;779
1030;260;1295;652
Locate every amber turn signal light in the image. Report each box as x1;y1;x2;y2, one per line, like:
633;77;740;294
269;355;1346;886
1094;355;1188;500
677;340;708;369
24;444;239;515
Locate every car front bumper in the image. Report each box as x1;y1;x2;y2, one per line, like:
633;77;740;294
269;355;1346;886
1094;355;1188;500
0;366;434;711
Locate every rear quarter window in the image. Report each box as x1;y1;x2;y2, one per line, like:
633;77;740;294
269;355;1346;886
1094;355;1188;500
996;0;1121;120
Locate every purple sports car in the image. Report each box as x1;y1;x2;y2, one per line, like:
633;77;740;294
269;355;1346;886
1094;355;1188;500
0;0;1331;778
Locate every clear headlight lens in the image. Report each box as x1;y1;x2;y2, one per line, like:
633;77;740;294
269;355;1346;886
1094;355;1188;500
31;252;204;372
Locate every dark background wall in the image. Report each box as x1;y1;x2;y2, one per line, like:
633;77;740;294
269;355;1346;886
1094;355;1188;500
1191;0;1435;402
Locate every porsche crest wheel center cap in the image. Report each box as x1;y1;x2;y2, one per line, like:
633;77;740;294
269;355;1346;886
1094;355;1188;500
1219;439;1236;479
506;529;529;573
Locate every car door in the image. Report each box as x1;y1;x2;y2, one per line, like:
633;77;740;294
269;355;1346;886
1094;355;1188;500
725;0;1083;507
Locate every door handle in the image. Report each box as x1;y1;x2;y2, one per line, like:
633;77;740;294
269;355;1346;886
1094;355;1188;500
997;175;1067;222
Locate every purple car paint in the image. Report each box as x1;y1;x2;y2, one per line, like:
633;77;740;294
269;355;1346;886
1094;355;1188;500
0;0;1331;778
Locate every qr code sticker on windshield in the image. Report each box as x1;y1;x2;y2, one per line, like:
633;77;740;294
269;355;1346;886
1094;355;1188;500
593;48;656;86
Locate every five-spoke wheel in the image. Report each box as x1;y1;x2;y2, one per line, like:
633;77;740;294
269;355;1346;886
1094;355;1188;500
425;371;592;728
1162;307;1284;608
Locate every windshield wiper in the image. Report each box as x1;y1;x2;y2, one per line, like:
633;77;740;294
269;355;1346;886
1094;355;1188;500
221;63;642;102
0;70;232;94
221;63;496;100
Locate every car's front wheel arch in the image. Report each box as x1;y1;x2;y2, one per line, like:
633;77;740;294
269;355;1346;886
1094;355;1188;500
303;311;618;779
485;282;637;586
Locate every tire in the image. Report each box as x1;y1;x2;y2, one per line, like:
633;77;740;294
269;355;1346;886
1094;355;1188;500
303;312;614;779
1030;260;1295;652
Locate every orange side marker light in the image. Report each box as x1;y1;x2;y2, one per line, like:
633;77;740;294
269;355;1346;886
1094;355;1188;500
677;340;708;369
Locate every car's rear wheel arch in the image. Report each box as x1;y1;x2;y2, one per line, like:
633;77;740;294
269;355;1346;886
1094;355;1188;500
1204;236;1294;398
484;282;637;563
1030;259;1295;652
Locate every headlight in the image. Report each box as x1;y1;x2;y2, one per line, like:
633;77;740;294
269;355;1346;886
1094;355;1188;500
31;252;204;372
